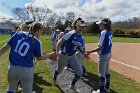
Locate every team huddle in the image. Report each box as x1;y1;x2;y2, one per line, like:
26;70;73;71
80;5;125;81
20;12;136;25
0;17;112;93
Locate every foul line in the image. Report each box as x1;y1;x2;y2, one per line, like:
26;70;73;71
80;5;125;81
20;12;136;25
91;53;140;71
111;59;140;71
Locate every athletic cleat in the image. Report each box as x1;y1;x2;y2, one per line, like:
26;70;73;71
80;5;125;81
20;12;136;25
64;66;68;70
104;87;110;93
32;91;36;93
64;66;72;71
70;85;80;93
16;87;22;93
16;82;22;93
92;89;105;93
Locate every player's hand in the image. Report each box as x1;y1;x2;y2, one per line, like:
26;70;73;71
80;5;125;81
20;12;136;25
84;52;91;60
48;52;57;61
85;50;90;55
43;52;48;55
46;38;51;40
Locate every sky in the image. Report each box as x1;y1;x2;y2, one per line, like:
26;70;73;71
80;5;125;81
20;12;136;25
0;0;140;22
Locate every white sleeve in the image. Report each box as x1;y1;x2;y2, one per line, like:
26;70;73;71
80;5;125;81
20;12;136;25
98;30;106;46
62;31;74;40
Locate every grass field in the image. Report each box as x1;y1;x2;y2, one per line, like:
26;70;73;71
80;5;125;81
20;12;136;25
0;34;140;93
83;34;140;43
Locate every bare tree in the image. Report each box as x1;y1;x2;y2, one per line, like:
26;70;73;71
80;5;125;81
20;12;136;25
26;5;52;22
66;11;75;21
113;17;140;30
46;13;58;28
12;7;30;21
12;5;52;22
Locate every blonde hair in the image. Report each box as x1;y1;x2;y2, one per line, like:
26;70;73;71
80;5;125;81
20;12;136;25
23;22;43;43
20;22;27;31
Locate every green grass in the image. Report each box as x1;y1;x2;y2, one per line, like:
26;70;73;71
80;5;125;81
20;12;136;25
83;35;140;43
83;35;99;43
0;34;140;93
85;59;140;93
112;37;140;43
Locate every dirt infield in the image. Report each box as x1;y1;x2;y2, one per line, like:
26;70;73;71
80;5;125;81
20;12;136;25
86;42;140;82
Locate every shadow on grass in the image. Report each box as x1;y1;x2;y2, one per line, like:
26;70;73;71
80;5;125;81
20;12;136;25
54;84;65;93
82;72;118;93
33;72;52;93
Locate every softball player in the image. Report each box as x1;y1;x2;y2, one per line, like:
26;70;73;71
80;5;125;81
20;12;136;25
50;28;57;51
65;36;88;79
86;18;112;93
0;22;56;93
15;21;33;92
57;31;64;40
53;17;87;93
11;21;33;37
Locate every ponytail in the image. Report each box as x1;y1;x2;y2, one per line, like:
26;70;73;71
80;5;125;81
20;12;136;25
24;22;43;43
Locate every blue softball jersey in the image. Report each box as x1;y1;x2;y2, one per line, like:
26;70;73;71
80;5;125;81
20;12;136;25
98;30;112;54
77;37;85;52
7;31;43;67
61;30;83;55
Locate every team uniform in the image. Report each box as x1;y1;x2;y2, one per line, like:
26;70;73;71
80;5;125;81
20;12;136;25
51;31;57;51
66;36;87;77
57;32;64;40
95;29;112;93
53;30;83;88
7;31;42;93
76;37;88;77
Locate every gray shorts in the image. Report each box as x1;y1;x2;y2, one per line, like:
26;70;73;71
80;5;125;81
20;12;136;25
7;64;34;93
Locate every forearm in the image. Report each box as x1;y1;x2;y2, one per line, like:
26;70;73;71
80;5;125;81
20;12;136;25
0;44;10;57
36;54;48;60
87;46;103;54
36;52;56;60
56;44;61;54
56;38;64;54
88;48;98;54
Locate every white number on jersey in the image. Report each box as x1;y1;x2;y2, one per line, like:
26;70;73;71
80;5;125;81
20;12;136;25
14;39;30;56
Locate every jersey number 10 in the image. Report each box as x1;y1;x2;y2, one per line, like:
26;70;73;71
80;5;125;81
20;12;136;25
14;39;30;56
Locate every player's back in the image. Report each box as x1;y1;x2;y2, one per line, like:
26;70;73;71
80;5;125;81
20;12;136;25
8;31;42;67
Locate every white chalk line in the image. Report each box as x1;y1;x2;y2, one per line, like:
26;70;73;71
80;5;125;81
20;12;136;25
91;53;140;71
111;59;140;71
